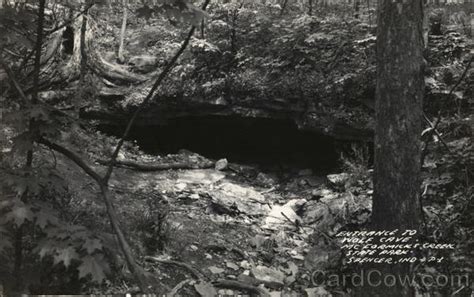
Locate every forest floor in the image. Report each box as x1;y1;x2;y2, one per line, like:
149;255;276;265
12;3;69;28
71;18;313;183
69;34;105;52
1;3;472;295
54;139;371;295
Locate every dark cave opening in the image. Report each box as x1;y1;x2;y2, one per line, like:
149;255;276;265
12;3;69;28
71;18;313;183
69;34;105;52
62;26;74;55
99;116;341;172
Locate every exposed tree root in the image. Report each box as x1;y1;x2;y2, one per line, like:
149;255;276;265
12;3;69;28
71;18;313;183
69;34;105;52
35;16;149;88
85;18;149;84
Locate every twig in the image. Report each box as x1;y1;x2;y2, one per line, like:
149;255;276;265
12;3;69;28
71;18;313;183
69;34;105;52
260;186;276;194
432;56;472;131
213;279;270;296
0;56;28;103
423;113;450;152
46;2;95;35
420;57;472;166
2;48;23;58
168;279;193;296
144;257;207;281
38;138;103;184
281;212;301;228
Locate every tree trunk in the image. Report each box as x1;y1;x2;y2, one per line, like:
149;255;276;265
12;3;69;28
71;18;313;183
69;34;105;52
80;11;88;82
280;0;289;16
373;0;423;234
354;0;360;18
99;185;150;292
358;0;425;295
117;0;128;63
80;16;148;84
14;0;46;291
367;0;372;26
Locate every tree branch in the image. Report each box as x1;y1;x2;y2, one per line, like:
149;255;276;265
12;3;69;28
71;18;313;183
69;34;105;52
103;0;212;183
32;0;46;105
421;56;472;165
46;2;95;35
96;159;214;171
432;56;472;130
37;138;103;184
0;56;28;104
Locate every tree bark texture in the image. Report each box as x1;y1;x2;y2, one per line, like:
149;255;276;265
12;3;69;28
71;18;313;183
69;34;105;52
373;0;424;232
355;0;424;297
357;0;425;296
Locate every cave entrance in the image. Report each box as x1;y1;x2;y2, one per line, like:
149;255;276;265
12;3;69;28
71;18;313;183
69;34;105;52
99;116;339;172
62;26;74;55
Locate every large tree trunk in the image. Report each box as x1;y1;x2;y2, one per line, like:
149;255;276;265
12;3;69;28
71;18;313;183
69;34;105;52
357;0;425;295
373;0;423;236
36;15;146;88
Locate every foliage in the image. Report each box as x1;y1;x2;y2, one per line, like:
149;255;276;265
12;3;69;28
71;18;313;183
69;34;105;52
0;0;211;293
339;142;371;186
135;0;209;26
133;193;171;255
0;0;472;294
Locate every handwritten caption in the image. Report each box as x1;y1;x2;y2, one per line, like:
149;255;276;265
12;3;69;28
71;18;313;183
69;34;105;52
336;230;455;264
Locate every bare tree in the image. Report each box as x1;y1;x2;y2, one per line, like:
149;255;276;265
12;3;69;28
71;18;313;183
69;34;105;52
118;0;128;63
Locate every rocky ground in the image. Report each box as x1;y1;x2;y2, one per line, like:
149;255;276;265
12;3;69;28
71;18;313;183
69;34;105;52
55;141;371;295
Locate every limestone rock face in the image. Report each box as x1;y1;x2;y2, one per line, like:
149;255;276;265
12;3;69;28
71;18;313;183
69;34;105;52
81;88;374;142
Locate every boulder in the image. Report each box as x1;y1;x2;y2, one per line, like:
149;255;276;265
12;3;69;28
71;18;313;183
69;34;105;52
210;182;270;215
215;158;228;171
251;265;285;289
263;199;306;230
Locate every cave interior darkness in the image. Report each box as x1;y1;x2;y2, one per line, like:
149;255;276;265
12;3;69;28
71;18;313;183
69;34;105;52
99;115;349;173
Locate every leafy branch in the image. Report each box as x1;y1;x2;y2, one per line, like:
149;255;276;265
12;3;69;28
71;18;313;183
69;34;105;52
3;0;212;292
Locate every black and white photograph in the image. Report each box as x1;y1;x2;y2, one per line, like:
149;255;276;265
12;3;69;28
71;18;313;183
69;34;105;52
0;0;472;295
